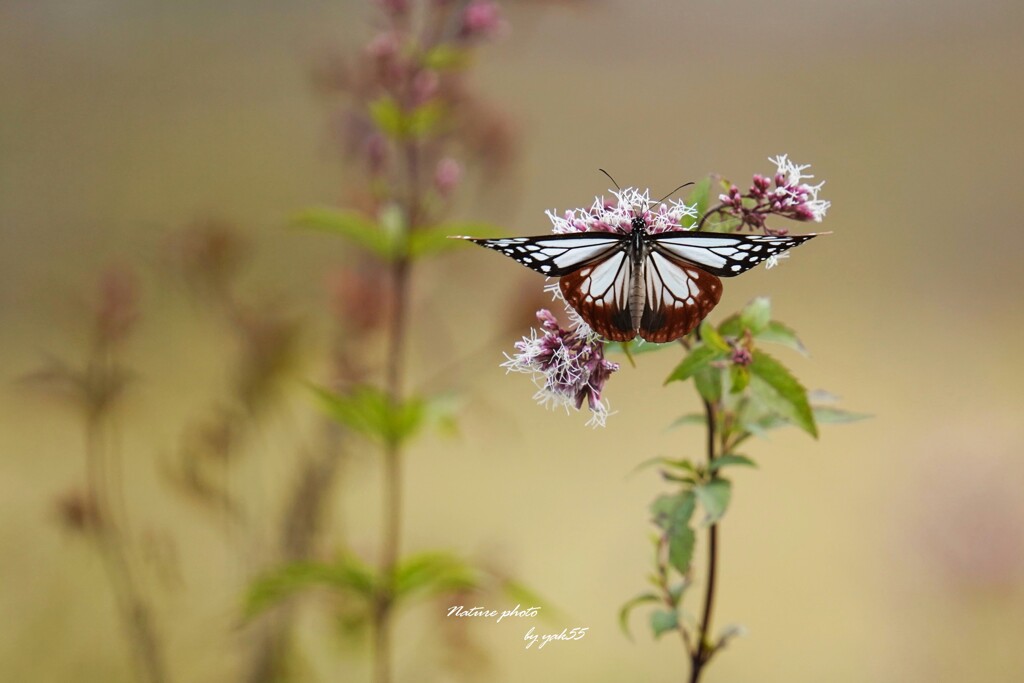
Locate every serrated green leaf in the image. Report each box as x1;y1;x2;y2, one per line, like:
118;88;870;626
748;351;818;438
740;297;771;334
693;365;723;403
812;407;871;424
683;177;712;229
651;492;698;574
665;344;724;385
294;207;396;259
695;479;732;525
619;592;660;639
699;320;731;353
757;320;808;356
709;454;757;471
651;609;679;638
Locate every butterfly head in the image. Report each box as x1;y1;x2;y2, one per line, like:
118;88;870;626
629;214;648;234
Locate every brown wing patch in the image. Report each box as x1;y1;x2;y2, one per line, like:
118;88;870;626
558;253;636;342
639;252;722;343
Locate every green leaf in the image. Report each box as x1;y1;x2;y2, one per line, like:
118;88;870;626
709;454;757;471
740;297;771;334
748;351;818;438
668;413;706;430
294;207;395;259
651;492;698;574
812;407;871;424
699;320;731;353
650;609;679;638
606;339;675;357
665;344;725;385
422;45;469;70
408;224;502;260
244;556;375;619
309;384;429;448
695;479;732;525
693;365;723;403
619;592;660;639
394;552;480;599
729;364;750;394
682;177;712;229
717;314;742;338
407;101;446;138
757;320;808;356
369;97;447;140
368;97;407;138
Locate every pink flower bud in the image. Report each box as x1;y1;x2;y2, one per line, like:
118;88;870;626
460;0;504;39
412;69;440;105
366;31;400;61
434;157;462;197
374;0;408;16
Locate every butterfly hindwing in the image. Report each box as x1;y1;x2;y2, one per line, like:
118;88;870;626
558;250;636;341
639;251;723;343
464;233;626;277
650;232;816;277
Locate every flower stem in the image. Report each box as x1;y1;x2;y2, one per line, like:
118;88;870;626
689;399;719;683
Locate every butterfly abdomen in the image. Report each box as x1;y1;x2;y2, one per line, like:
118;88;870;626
629;259;645;332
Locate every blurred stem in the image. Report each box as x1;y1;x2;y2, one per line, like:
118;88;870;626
689;399;719;683
84;353;169;683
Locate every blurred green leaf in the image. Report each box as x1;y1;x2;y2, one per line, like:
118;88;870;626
407;223;502;259
422;45;470;70
310;385;433;448
683;177;712;229
740;297;771;334
652;492;697;574
665;344;724;385
813;407;871;424
668;413;706;430
695;479;732;525
619;592;660;639
650;609;679;638
607;339;675;357
748;351;818;438
294;207;395;259
407;101;446;138
693;365;723;403
244;556;375;619
369;97;407;138
394;552;480;600
708;454;757;471
729;364;750;394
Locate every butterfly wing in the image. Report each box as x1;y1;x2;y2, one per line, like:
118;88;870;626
459;233;627;277
558;250;636;341
650;231;817;277
639;251;723;343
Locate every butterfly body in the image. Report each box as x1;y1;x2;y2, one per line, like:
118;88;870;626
458;215;817;343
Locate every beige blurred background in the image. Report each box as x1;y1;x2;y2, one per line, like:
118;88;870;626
3;1;1024;682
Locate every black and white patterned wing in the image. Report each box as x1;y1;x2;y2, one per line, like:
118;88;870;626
638;252;723;343
457;233;627;277
649;231;818;277
558;250;636;341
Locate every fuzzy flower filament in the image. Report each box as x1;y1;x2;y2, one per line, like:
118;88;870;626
502;310;619;427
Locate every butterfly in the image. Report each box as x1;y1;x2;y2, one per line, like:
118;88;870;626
456;215;818;343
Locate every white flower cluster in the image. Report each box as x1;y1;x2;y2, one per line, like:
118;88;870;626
546;187;699;235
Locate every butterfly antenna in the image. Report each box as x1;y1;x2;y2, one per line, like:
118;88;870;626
598;168;621;192
651;181;695;209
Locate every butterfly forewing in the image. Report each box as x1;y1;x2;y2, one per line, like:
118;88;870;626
651;232;816;277
558;251;636;341
464;233;626;277
639;252;723;343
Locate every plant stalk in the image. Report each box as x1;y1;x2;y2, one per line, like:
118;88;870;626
689;399;719;683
